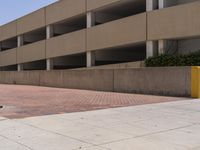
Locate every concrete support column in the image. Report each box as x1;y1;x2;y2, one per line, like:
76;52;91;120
157;1;166;55
146;0;158;58
87;51;95;67
17;35;24;71
0;43;2;52
158;0;164;9
46;25;54;39
46;25;54;70
86;12;96;67
87;12;95;28
158;40;165;55
146;41;158;58
17;35;24;47
146;0;158;11
17;64;23;71
46;58;53;71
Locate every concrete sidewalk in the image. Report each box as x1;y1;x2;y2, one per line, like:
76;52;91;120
0;99;200;150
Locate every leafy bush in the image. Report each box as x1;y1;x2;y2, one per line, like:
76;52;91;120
145;50;200;67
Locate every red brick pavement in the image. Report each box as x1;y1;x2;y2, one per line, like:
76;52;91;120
0;84;189;119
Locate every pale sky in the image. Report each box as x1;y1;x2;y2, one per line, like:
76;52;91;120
0;0;58;25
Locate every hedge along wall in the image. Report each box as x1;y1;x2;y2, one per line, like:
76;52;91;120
145;50;200;67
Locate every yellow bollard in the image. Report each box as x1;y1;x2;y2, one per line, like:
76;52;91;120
191;66;200;98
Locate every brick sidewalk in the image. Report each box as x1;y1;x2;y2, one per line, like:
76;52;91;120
0;84;189;119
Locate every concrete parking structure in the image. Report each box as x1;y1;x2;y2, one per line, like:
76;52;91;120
0;0;200;71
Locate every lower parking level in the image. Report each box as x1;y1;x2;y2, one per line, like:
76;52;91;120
0;84;188;119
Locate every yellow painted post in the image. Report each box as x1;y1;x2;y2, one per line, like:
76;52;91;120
191;66;200;98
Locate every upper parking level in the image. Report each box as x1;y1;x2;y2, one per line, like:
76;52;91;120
0;0;147;48
148;1;200;40
0;0;199;70
0;0;199;47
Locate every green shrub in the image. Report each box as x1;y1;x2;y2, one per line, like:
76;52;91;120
145;50;200;67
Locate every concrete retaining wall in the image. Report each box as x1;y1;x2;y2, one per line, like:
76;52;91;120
39;69;114;91
0;67;191;97
114;67;191;96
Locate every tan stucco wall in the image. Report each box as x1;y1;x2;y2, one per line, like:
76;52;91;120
114;67;191;96
0;48;17;66
46;30;86;58
17;40;46;63
17;9;46;35
0;71;40;85
0;21;17;41
40;69;114;91
0;71;16;84
40;71;63;87
87;13;147;51
148;1;200;40
14;71;40;86
46;0;86;25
